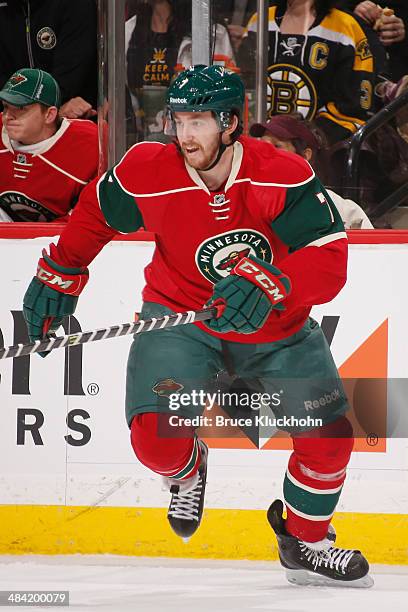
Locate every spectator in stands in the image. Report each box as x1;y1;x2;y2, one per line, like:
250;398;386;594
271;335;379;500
213;1;258;51
340;2;407;81
126;0;188;93
0;69;98;223
0;0;97;120
339;2;408;142
125;0;235;141
250;113;374;228
125;0;191;142
238;0;376;144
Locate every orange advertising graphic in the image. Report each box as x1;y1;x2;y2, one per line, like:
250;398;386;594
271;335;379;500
203;320;388;453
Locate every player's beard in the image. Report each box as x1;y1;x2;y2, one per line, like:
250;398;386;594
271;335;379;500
180;138;220;171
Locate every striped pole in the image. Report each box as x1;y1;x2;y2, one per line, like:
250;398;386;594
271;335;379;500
0;307;217;360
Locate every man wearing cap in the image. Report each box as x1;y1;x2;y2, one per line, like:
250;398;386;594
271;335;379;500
0;68;98;222
250;114;373;229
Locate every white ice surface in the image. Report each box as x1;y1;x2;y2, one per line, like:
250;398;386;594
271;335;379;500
0;556;407;612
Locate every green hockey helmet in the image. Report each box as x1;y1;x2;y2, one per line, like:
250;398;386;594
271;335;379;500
165;64;245;135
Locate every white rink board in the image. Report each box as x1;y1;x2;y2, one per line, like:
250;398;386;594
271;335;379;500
0;238;408;513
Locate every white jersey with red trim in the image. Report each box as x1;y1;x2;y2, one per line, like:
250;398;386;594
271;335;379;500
0;116;98;222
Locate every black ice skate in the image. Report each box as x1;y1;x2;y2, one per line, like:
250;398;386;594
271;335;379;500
267;499;374;588
165;440;208;540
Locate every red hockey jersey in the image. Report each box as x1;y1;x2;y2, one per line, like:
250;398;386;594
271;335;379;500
0;116;98;222
54;137;348;343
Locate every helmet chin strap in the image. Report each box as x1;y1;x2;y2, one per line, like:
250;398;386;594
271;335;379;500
200;133;234;172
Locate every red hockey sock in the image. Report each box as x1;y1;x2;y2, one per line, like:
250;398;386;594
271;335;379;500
130;413;201;480
284;416;354;542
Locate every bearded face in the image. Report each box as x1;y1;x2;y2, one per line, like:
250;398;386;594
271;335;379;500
174;111;222;171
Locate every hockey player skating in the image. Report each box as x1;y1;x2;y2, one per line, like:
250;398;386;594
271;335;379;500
22;65;373;587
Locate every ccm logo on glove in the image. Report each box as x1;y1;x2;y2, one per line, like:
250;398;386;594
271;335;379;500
35;249;89;296
37;265;74;291
232;258;289;304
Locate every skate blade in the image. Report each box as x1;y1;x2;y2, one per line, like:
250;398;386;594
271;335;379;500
285;569;374;588
182;537;191;544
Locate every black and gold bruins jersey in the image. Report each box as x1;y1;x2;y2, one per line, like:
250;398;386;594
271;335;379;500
238;3;375;143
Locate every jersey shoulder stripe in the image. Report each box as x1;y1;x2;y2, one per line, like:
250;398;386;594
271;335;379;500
38;121;99;183
319;9;373;71
240;138;315;187
320;8;368;42
37;154;88;185
114;141;201;198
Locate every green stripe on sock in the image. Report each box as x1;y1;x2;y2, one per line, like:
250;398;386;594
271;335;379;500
170;439;198;480
284;474;342;518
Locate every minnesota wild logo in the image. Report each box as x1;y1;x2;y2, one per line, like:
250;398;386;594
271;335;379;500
0;191;55;222
9;73;27;87
195;229;273;283
152;378;184;398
